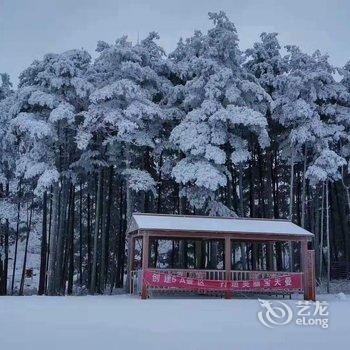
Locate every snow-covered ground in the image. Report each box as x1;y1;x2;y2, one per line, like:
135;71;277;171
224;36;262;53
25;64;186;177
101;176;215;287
0;294;348;350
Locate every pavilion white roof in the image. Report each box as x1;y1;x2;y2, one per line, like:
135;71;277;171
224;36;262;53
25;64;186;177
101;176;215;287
127;213;314;237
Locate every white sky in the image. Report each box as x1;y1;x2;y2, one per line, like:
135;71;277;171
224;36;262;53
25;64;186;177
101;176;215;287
1;0;349;86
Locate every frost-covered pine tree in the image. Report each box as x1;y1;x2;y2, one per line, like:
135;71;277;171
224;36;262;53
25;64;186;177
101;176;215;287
78;33;176;292
244;32;287;219
169;12;270;216
79;33;175;217
0;74;15;196
0;73;15;295
273;46;346;226
245;32;286;96
11;50;92;196
337;61;350;212
9;50;92;295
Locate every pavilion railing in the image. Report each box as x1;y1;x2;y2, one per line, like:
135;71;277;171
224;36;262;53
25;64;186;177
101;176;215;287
147;268;227;280
230;270;299;281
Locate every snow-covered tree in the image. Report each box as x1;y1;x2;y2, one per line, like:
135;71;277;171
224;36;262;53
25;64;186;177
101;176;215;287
0;73;15;190
245;32;286;95
78;33;177;292
337;61;350;213
79;33;175;213
9;49;92;295
10;50;92;195
274;47;346;186
169;12;270;215
0;73;15;295
244;32;287;219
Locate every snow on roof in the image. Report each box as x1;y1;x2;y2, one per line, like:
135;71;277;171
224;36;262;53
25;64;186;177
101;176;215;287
127;213;313;237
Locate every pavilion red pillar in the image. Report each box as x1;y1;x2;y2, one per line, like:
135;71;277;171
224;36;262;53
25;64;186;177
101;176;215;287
301;240;316;301
224;236;232;299
141;233;150;299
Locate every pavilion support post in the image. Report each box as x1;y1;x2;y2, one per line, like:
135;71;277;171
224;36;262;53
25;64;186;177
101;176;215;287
307;249;316;301
301;240;307;299
301;239;315;301
126;235;135;294
141;232;149;299
224;236;232;299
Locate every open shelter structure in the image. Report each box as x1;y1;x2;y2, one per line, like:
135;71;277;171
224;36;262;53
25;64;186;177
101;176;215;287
126;213;315;300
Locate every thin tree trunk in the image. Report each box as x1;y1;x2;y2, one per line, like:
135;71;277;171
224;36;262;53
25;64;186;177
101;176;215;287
289;145;295;220
319;182;325;280
55;180;69;294
2;218;9;295
157;153;163;214
19;202;33;295
272;149;280;219
288;145;295;272
90;170;102;294
115;179;124;290
104;167;113;286
301;145;308;228
79;182;83;286
248;157;255;217
314;187;320;279
2;181;10;295
67;185;75;295
11;181;22;294
38;191;48;295
125;146;133;227
326;181;330;293
100;169;108;293
45;187;53;293
87;188;92;288
266;150;274;218
238;163;244;217
47;184;60;295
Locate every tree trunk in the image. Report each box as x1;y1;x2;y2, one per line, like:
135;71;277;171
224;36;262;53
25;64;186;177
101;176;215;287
125;146;133;227
288;145;295;272
238;163;244;217
289;145;295;220
266;150;274;218
100;168;110;293
157;153;163;214
115;179;124;289
301;145;308;228
90;170;103;294
248;157;255;217
55;180;69;294
47;184;60;295
2;218;9;295
11;182;22;294
87;186;92;288
319;182;325;280
38;191;48;295
79;182;83;286
105;166;113;287
326;181;330;293
19;202;33;295
67;185;75;295
45;187;53;293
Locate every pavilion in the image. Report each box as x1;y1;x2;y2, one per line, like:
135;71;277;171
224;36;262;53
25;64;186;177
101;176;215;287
126;213;315;300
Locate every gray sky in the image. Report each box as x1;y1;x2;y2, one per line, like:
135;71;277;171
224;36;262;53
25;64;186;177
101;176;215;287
1;0;350;86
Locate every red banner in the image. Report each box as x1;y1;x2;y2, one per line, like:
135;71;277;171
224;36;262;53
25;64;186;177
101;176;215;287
143;270;302;292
